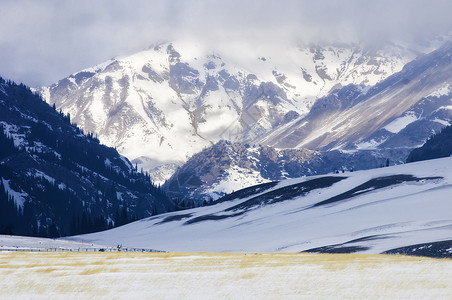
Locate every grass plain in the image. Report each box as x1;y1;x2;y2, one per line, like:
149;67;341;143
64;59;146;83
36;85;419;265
1;251;451;299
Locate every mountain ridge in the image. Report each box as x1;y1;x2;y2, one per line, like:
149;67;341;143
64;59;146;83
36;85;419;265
163;140;409;203
258;41;452;151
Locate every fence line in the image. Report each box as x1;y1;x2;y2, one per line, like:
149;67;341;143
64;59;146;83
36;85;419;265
0;247;164;253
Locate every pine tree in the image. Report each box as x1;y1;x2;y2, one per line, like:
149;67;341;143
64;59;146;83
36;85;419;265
121;206;128;226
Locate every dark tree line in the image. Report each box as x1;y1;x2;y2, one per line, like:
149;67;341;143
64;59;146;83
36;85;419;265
0;177;24;235
27;117;166;201
407;125;452;162
0;76;174;238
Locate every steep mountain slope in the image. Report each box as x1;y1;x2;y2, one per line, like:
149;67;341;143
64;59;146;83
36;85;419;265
259;41;452;151
0;77;172;237
72;156;452;256
40;41;419;177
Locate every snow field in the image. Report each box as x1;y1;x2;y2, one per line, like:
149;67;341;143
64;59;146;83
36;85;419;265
72;157;452;253
1;251;451;299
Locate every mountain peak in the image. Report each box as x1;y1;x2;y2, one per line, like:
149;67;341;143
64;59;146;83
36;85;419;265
39;40;420;178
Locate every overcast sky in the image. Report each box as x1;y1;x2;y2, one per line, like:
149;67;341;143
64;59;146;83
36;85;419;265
1;0;452;87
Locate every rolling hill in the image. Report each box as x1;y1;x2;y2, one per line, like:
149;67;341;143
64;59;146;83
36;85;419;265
71;156;452;257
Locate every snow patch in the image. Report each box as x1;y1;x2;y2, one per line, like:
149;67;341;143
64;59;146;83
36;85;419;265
116;192;123;201
1;178;28;208
432;118;450;126
119;155;133;171
39;86;51;102
104;158;112;167
204;166;270;200
149;163;180;186
0;122;26;148
384;111;419;134
33;170;56;184
428;84;451;98
356;138;387;150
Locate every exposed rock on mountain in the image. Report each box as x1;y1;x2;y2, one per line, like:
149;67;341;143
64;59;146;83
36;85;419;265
164;140;409;203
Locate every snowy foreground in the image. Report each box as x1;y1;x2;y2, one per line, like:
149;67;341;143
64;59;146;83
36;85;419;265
2;158;452;298
1;251;451;299
71;157;452;254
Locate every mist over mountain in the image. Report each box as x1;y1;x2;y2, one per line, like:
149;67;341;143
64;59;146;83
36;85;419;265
3;1;452;87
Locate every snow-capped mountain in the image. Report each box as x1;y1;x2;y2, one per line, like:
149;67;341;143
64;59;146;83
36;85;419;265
0;77;172;237
71;156;452;257
258;41;452;151
40;40;421;180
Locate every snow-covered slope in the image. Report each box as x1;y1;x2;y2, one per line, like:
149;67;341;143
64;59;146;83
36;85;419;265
40;40;419;177
72;156;452;255
259;41;452;151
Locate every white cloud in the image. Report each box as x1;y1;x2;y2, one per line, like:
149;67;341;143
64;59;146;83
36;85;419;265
1;0;452;87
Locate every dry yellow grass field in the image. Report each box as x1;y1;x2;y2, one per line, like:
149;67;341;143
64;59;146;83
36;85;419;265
1;252;451;299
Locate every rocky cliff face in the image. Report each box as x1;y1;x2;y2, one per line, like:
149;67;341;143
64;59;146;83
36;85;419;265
163;140;409;204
